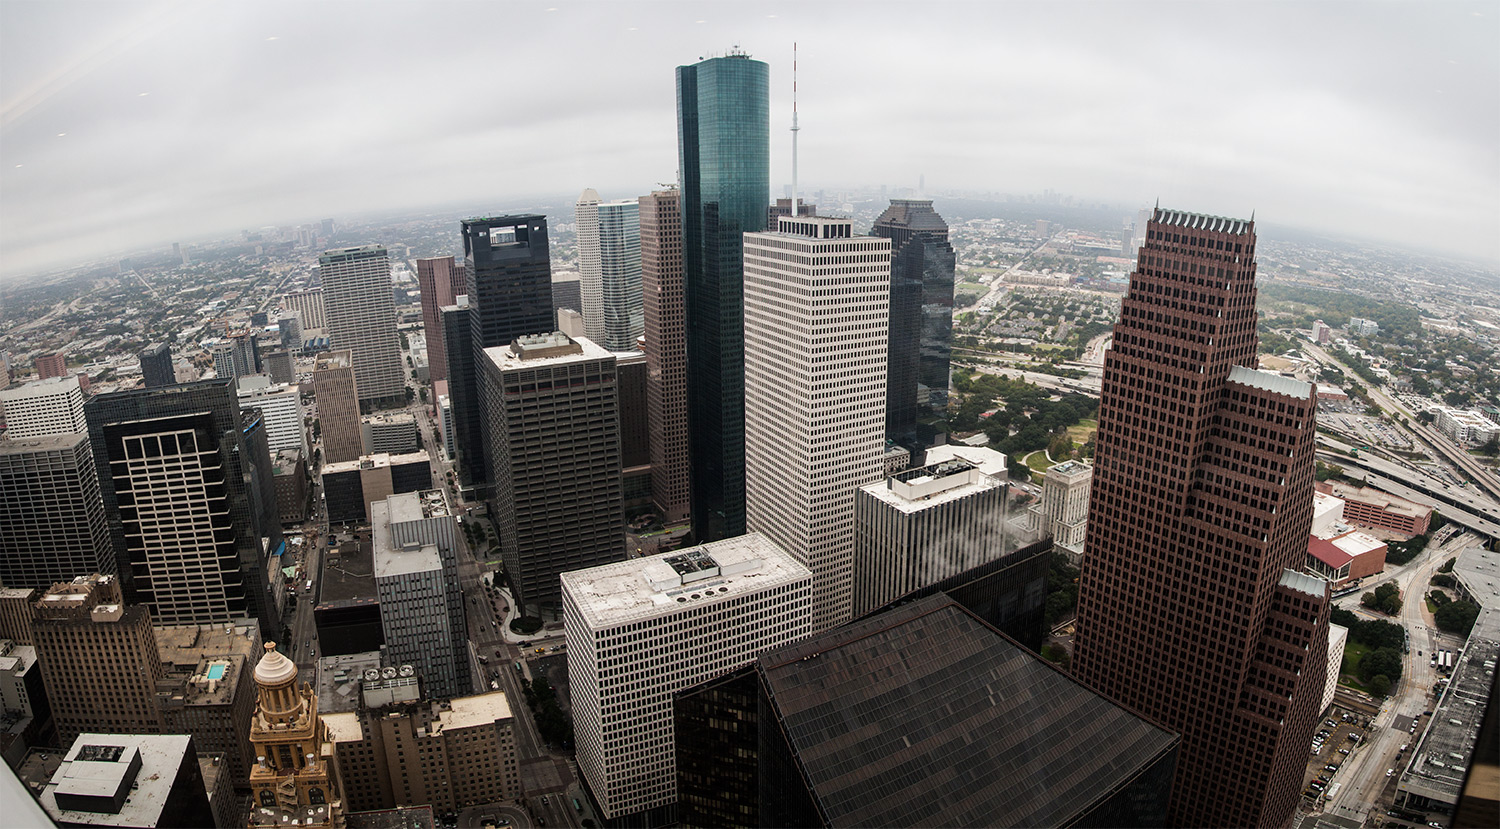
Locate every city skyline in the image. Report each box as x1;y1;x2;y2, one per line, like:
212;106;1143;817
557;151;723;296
2;1;1497;282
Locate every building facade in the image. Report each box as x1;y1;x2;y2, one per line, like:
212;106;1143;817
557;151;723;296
237;374;307;457
562;534;812;823
1314;480;1432;536
138;343;175;389
85;381;281;634
454;216;556;494
677;53;770;542
0;375;87;439
416;257;463;383
314;351;363;465
743;215;891;631
360;414;419;455
576;191;645;351
319;246;405;406
0;432;114;590
371;499;459;700
640;188;691;525
1072;208;1330;827
483;334;623;611
851;446;1015;618
1040;459;1092;562
40;734;216;829
34;352;68;380
31;575;165;746
872;199;956;441
281;288;327;331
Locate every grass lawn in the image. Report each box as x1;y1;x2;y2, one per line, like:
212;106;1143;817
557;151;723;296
1338;641;1374;693
1067;418;1098;444
957;281;990;294
1426;597;1439;614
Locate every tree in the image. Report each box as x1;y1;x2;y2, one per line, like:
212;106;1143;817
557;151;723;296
1359;647;1403;684
1315;462;1344;482
1434;599;1480;636
1481;434;1500;457
1439;557;1456;573
1006;457;1032;481
1361;592;1379;610
1367;674;1392;697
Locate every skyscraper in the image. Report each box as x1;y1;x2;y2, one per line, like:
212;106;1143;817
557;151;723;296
677;53;770;542
873;199;956;440
743;215;890;631
1072;207;1329;827
482;333;622;611
137;343;175;388
314;351;362;465
416;256;463;383
0;433;114;590
452;216;554;493
34;352;67;380
640;188;690;525
84;381;281;634
0;375;87;439
319;246;405;406
576;190;644;351
281;288;327;331
247;643;346;828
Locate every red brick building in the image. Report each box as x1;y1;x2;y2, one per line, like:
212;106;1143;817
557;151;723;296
1315;481;1431;536
34;352;66;380
1307;530;1387;585
1074;208;1330;828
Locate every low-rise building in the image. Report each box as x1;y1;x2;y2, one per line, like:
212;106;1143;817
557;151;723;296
1315;481;1432;536
1306;530;1387;586
1040;459;1092;562
0;639;51;765
1433;407;1500;446
39;734;217;829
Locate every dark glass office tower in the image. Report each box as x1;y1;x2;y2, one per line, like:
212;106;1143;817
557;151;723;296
138;343;175;388
873;199;956;444
84;381;282;637
449;216;554;495
676;53;769;542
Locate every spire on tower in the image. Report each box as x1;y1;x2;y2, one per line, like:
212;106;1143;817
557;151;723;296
791;42;800;217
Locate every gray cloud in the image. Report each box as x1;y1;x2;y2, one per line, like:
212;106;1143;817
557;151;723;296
2;0;1496;279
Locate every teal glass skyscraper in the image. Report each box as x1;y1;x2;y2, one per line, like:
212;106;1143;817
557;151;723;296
676;53;769;542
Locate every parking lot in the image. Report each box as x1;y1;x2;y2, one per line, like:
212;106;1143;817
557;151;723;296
1302;708;1372;803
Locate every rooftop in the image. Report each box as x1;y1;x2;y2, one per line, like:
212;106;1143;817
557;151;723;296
0;430;88;455
560;532;810;630
385;489;450;524
755;594;1179;827
484;334;612;372
40;734;194;827
1153;207;1251;236
864;456;1003;513
314;350;352;371
323;450;431;475
1399;607;1499;804
372;502;442;579
317;650;383;714
346;805;436;829
316;536;378;608
1046;459;1093;482
1227;364;1313;400
1453;544;1500;610
1317;481;1431;519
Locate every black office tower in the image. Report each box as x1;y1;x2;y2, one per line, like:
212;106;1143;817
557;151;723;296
84;381;282;637
441;302;477;490
873;199;955;444
677;54;770;542
450;216;554;496
138;343;175;388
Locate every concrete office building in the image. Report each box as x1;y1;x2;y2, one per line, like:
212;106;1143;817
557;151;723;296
237;374;307;456
483;334;623;611
282;288;327;331
675;594;1180;829
1072;208;1329;827
155;621;262;789
0;638;50;761
263;349;296;385
247;643;347;828
319;246;405;406
873;199;956;441
416;257;463;383
138;343;175;389
1040;459;1092;563
272;449;309;525
323;688;518;813
640;188;690;526
361;413;419;455
452;216;555;494
383;490;467;694
851;445;1015;617
0;432;115;591
617;352;652;511
576;191;644;351
278;313;304;352
85;381;281;634
437;393;455;461
31;575;165;746
34;351;68;380
563;534;812;823
743;215;891;631
321;451;432;526
39;734;216;829
0;587;36;644
0;375;87;438
371;496;460;700
677;53;770;542
315;351;364;464
439;300;477;488
210;342;237;381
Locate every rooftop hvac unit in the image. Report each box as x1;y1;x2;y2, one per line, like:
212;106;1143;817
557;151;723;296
363;669;381;681
399;665;415;677
382;667;398;679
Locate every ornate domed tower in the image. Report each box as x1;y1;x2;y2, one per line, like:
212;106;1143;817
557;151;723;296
248;642;345;828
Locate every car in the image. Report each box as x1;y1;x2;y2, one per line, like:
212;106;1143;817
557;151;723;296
1387;768;1395;777
1339;748;1350;755
496;649;504;657
1325;764;1339;772
541;796;548;805
535;647;545;654
1325;719;1336;727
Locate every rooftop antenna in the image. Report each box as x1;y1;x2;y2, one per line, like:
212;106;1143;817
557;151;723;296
791;42;800;218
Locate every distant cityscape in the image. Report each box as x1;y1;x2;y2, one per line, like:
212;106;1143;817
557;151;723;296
1;46;1498;829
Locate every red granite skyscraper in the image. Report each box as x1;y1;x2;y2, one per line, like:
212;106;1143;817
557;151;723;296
1073;208;1329;828
640;188;690;525
417;256;464;383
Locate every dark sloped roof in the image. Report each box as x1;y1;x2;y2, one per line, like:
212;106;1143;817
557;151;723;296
873;199;949;232
757;594;1178;828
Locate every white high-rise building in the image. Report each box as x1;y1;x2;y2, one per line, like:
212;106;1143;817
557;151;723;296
236;375;306;457
575;191;643;351
851;445;1014;617
562;533;811;822
319;246;405;405
280;288;327;331
0;376;87;438
742;215;891;631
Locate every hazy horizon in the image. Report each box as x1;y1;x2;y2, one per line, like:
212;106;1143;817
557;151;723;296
3;1;1497;282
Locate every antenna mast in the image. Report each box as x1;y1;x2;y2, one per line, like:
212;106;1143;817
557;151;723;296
791;42;800;217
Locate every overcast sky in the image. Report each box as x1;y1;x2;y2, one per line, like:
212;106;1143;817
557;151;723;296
2;0;1496;280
